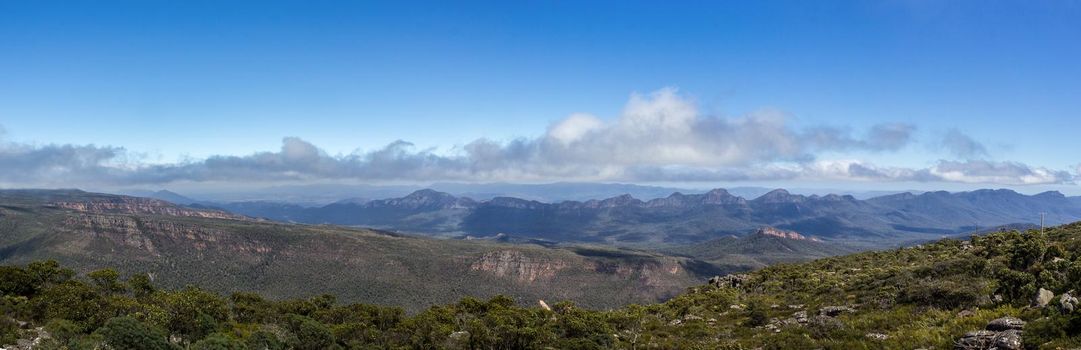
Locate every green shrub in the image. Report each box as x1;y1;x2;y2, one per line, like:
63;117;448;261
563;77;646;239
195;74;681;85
96;316;176;350
191;332;248;350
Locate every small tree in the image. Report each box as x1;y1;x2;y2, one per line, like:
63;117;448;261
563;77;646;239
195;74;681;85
88;268;127;294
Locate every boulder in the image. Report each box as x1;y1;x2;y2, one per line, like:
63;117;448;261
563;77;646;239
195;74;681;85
992;329;1023;350
1060;291;1078;314
1034;288;1054;307
986;317;1025;331
957;316;1026;350
955;330;996;350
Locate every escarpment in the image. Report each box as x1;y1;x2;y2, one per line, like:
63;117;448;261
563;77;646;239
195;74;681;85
50;196;243;220
470;249;690;290
61;214;273;256
469;250;569;282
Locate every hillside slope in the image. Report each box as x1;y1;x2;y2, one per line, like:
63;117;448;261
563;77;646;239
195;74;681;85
0;190;728;311
4;222;1081;348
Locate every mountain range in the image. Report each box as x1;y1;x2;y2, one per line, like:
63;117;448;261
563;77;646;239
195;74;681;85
210;188;1081;247
128;182;919;206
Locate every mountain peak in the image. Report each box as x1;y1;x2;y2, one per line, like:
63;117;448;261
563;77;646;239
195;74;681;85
701;188;745;205
381;189;475;209
754;189;805;203
406;189;453;199
705;188;731;196
1035;191;1066;199
599;194;641;207
148;190;197;205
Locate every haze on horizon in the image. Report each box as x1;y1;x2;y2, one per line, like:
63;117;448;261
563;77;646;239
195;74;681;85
1;1;1079;195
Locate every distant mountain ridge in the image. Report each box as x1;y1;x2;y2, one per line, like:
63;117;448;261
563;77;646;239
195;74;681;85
216;187;1081;247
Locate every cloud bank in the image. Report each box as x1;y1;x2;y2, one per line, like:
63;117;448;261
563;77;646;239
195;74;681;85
0;88;1074;187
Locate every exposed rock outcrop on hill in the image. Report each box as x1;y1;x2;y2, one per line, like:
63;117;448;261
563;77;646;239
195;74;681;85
50;196;243;220
753;226;821;242
469;250;569;282
957;317;1024;350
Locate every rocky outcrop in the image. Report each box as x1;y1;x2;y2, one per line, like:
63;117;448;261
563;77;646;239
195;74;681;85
985;317;1025;332
956;330;997;349
470;250;568;282
585;258;684;288
62;214;272;255
709;274;750;289
956;317;1024;350
51;197;242;220
1060;291;1077;313
753;227;822;242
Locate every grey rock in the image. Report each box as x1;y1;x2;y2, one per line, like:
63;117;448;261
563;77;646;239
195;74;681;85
793;310;809;324
865;332;888;341
708;274;750;289
957;316;1027;350
448;331;470;341
1060;291;1078;314
992;329;1022;350
1034;288;1054;307
955;330;996;350
986;317;1025;331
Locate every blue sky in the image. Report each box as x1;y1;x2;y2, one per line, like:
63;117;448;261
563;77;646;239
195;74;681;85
1;1;1079;193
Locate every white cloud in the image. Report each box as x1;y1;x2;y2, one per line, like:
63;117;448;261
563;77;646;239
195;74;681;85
546;113;603;145
927;160;1072;185
0;88;1072;188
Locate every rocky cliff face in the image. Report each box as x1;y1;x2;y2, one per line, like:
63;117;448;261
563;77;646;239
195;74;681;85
51;197;243;220
585;257;685;288
61;213;272;256
470;250;569;282
470;249;688;289
754;227;821;242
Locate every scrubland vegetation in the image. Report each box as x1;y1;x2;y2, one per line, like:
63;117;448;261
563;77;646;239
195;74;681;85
4;223;1081;349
